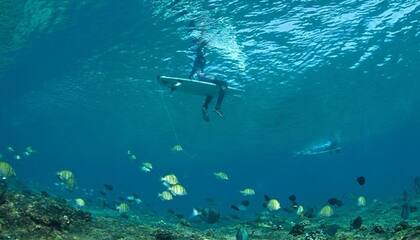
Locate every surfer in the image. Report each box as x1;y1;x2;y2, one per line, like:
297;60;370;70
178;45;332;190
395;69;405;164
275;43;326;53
189;38;227;122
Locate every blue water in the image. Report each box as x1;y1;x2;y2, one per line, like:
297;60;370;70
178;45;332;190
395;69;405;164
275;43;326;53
1;0;419;216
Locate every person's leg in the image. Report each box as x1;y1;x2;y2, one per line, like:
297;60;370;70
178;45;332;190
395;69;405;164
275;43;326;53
214;89;225;118
203;95;213;109
214;82;227;118
202;96;213;121
190;46;206;79
216;89;225;108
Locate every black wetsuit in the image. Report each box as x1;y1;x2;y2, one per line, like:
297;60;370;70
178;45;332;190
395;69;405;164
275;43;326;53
189;39;206;79
189;40;226;118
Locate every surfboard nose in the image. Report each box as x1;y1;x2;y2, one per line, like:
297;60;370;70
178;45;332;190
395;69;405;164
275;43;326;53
157;75;169;85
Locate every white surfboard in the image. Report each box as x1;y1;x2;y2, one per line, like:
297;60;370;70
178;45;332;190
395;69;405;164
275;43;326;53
157;75;243;96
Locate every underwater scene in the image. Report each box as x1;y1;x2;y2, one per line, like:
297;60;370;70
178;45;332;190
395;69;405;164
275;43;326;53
1;0;420;239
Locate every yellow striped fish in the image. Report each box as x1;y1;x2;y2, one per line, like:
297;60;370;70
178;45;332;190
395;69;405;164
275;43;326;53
75;198;85;207
140;162;153;173
266;199;281;211
171;144;183;152
357;196;366;207
56;170;75;190
169;184;187;196
0;161;16;179
161;174;179;186
116;202;130;214
158;191;173;201
319;205;334;217
240;188;255;196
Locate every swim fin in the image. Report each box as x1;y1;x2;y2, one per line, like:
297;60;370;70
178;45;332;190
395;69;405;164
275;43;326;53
214;109;224;119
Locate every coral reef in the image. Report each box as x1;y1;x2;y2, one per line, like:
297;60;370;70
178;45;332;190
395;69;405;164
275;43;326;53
0;187;419;239
0;188;91;239
289;223;305;236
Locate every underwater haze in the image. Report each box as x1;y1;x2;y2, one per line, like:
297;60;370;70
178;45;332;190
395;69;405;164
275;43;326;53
1;0;420;220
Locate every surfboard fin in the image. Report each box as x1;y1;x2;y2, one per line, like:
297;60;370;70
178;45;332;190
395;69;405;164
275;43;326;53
170;82;182;93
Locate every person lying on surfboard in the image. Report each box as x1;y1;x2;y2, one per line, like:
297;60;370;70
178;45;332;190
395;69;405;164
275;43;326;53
188;38;227;122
